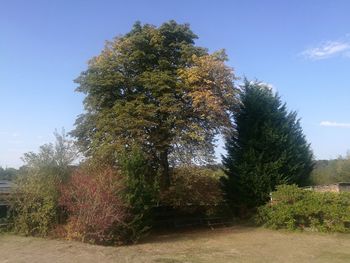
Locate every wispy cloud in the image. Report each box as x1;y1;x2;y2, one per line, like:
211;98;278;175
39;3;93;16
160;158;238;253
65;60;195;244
320;121;350;128
301;36;350;60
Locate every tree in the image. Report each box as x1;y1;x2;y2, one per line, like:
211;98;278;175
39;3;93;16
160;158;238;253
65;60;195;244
222;80;314;209
71;21;237;188
23;129;76;167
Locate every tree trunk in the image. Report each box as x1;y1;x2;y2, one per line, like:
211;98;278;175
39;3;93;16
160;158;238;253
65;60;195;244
159;149;170;190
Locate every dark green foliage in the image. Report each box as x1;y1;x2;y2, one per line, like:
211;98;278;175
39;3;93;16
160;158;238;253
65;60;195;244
256;185;350;232
118;147;159;243
222;80;314;209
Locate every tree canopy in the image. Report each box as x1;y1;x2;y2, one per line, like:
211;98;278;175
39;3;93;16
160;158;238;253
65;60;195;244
72;21;237;187
222;80;314;209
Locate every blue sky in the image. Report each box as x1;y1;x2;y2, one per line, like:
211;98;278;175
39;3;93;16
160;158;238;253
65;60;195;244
1;0;350;167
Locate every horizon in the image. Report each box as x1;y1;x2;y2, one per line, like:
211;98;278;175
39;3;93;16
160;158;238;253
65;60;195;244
1;0;350;168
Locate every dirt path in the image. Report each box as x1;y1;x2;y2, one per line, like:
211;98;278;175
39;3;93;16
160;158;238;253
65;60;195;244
1;226;350;263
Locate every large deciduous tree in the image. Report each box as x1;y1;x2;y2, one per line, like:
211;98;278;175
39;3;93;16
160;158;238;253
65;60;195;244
222;80;314;209
72;21;237;188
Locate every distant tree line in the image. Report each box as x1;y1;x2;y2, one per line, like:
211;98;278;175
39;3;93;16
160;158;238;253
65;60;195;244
0;167;18;181
310;155;350;185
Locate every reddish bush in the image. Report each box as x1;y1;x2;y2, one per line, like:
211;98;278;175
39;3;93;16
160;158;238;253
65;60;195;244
60;167;127;244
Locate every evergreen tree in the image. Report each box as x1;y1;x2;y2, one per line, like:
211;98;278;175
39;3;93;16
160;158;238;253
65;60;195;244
222;80;314;209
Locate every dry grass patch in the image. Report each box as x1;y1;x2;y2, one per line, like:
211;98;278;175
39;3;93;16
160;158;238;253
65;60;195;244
1;226;350;262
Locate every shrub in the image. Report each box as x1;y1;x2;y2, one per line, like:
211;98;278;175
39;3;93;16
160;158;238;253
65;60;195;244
118;147;158;243
256;185;350;232
8;130;76;236
60;166;127;245
10;167;62;236
161;166;224;215
60;146;158;245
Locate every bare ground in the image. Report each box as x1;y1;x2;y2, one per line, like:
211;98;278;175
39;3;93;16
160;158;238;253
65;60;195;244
1;226;350;263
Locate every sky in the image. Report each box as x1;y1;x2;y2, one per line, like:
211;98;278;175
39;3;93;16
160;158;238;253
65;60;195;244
1;0;350;168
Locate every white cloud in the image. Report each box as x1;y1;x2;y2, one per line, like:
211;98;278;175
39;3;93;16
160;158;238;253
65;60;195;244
301;38;350;60
320;121;350;128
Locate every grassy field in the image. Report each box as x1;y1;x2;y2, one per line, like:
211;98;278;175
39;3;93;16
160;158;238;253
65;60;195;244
1;226;350;263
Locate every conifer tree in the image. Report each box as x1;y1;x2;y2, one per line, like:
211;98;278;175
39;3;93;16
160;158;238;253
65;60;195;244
222;80;314;209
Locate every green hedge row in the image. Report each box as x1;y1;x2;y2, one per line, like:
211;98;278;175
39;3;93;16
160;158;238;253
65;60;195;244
256;184;350;232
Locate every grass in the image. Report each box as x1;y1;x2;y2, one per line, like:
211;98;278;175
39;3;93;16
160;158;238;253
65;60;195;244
1;226;350;262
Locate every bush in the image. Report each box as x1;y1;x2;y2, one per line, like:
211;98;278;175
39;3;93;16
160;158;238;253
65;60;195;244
256;185;350;232
119;147;158;243
10;167;62;236
60;166;127;244
8;130;76;236
161;166;224;215
60;146;158;245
